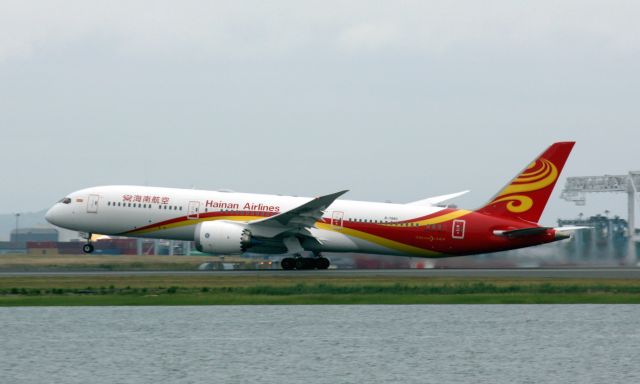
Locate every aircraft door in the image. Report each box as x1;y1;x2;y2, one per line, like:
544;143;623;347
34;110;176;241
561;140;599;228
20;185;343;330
331;211;344;230
87;194;99;213
187;201;200;219
452;219;466;239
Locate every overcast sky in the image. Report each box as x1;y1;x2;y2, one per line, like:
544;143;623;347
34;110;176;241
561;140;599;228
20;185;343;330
1;0;638;226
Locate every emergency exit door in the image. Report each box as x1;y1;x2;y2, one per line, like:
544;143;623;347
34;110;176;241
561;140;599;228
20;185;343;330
452;219;466;239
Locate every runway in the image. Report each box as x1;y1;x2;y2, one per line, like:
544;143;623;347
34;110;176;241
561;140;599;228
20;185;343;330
1;268;640;279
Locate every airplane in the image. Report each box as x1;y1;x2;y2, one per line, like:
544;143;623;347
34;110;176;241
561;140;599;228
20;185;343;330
46;141;579;270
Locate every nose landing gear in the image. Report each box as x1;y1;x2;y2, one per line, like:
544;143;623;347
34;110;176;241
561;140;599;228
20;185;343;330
82;243;94;254
82;233;94;254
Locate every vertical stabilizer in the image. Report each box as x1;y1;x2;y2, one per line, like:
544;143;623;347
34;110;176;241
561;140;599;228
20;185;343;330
476;141;575;223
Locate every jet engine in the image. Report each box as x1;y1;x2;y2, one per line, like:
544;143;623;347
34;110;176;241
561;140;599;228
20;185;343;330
195;221;252;255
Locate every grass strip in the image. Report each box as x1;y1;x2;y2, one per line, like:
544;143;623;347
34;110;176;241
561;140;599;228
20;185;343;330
1;281;639;305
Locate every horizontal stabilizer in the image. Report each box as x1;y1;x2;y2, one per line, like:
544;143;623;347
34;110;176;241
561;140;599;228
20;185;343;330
407;190;470;206
553;226;592;232
493;227;551;238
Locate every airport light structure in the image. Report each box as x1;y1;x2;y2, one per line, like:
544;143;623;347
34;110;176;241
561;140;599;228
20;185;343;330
14;213;20;243
560;172;640;264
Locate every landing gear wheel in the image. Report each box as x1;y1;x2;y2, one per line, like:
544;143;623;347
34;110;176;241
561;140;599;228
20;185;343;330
82;244;94;254
282;256;329;270
281;257;295;270
294;257;325;270
316;257;330;270
295;258;308;270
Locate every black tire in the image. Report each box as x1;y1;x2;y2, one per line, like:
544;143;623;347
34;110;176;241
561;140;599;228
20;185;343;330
295;258;307;270
83;244;94;254
281;257;295;270
316;257;330;270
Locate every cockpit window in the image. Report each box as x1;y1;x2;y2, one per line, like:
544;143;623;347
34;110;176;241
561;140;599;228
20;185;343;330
59;197;72;204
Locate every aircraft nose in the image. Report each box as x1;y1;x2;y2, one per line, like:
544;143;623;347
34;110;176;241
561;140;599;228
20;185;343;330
45;205;60;226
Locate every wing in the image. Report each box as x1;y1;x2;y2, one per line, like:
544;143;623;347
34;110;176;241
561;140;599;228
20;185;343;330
407;190;469;206
248;190;349;237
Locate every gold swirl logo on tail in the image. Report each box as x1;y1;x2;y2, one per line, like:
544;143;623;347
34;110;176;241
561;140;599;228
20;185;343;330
489;158;558;213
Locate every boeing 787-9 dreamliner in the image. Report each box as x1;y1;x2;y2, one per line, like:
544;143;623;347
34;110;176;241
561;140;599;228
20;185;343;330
46;142;580;269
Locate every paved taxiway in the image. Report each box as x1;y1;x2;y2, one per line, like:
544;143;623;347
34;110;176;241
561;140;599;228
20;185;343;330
1;268;640;279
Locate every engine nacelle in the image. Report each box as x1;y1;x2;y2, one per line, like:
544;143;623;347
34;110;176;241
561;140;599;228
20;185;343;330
195;221;252;255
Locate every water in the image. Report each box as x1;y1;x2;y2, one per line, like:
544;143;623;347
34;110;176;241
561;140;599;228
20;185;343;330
1;305;639;384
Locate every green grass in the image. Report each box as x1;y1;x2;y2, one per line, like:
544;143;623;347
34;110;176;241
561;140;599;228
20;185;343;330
1;280;639;305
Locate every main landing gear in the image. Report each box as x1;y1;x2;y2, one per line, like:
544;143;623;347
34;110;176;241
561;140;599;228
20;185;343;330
280;237;329;270
281;255;330;270
82;233;94;254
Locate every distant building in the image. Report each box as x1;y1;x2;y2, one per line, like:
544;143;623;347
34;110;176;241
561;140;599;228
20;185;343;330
10;227;59;243
558;215;632;262
0;242;27;254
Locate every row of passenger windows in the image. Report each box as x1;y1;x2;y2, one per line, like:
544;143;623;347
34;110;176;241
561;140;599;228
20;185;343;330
107;201;183;211
347;218;420;227
105;203;274;216
104;202;436;228
346;219;445;229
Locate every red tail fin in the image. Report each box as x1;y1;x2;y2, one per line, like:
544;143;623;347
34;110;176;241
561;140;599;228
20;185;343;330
477;142;575;223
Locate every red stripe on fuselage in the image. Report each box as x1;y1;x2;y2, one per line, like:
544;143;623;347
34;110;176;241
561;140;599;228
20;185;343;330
124;209;557;256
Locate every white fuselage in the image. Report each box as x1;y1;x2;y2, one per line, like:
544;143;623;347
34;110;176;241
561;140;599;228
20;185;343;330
46;185;446;256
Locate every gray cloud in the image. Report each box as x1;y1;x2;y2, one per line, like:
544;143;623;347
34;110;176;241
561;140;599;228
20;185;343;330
1;1;639;226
